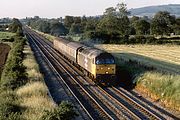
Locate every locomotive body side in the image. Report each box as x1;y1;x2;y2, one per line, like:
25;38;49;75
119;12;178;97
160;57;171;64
77;47;116;85
77;47;97;76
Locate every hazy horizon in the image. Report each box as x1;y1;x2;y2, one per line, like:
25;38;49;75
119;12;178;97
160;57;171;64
0;0;179;18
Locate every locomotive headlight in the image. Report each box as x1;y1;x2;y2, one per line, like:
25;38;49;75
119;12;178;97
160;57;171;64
105;71;109;74
101;67;103;70
108;67;110;70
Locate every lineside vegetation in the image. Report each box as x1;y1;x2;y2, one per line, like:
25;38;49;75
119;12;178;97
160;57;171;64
96;44;180;111
0;32;15;41
0;19;78;120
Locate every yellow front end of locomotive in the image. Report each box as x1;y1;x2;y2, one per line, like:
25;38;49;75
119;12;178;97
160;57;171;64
94;64;116;85
95;64;116;75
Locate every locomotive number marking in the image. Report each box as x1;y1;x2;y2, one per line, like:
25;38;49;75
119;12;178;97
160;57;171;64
85;58;88;68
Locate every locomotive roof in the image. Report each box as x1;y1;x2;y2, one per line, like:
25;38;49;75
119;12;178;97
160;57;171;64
67;42;85;49
55;37;71;44
80;47;106;58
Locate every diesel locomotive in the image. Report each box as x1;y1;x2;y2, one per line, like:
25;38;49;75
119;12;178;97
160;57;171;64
53;37;116;85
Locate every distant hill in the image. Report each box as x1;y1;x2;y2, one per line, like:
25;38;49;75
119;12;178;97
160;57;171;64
129;4;180;17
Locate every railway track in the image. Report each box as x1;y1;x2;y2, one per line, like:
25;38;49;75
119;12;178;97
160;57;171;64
24;27;176;120
25;31;93;119
25;28;115;119
108;87;163;119
28;30;142;119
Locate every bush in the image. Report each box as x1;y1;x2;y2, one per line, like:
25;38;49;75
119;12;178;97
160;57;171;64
0;21;26;119
1;37;27;90
1;38;14;42
145;36;156;44
41;101;78;120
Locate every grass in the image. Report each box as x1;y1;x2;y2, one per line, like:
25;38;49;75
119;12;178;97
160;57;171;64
135;72;180;111
16;43;55;119
0;31;15;47
16;82;55;119
95;44;180;111
0;32;15;40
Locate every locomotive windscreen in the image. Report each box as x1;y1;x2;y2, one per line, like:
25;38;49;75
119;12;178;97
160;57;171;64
95;53;115;64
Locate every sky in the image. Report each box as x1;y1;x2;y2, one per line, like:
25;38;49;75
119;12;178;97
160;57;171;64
0;0;179;18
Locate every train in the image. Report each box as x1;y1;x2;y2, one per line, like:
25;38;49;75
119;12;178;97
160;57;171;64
53;37;116;86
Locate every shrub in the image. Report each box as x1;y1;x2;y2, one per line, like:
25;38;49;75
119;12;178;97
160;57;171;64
1;36;27;90
145;36;156;44
41;101;78;120
1;37;14;42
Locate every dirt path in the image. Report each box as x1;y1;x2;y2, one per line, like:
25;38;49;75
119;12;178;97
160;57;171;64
0;43;10;75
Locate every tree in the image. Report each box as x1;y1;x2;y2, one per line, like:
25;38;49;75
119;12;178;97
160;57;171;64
130;16;140;23
37;20;50;33
94;2;131;42
116;3;130;18
172;18;180;35
41;21;50;33
69;23;81;34
73;17;81;24
50;21;67;36
64;16;74;30
16;27;24;36
80;15;87;32
8;18;22;33
134;19;150;35
116;3;131;35
103;7;116;16
85;17;98;31
97;7;119;41
151;11;176;36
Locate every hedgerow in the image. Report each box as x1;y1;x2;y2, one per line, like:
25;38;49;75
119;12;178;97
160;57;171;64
1;36;27;90
0;35;26;119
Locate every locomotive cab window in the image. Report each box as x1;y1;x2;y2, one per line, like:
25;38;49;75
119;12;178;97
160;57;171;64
95;54;115;65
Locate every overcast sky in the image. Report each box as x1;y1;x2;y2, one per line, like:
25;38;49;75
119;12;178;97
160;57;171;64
0;0;179;18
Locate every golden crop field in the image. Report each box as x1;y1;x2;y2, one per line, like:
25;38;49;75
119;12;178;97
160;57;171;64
95;44;180;74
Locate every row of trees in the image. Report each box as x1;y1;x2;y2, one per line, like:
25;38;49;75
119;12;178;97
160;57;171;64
27;3;180;43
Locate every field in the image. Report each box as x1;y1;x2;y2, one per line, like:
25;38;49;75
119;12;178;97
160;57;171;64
95;44;180;111
0;43;10;76
0;32;15;40
95;44;180;74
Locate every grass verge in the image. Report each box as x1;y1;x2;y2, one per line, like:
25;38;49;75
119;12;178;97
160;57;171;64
135;72;180;111
17;43;55;119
